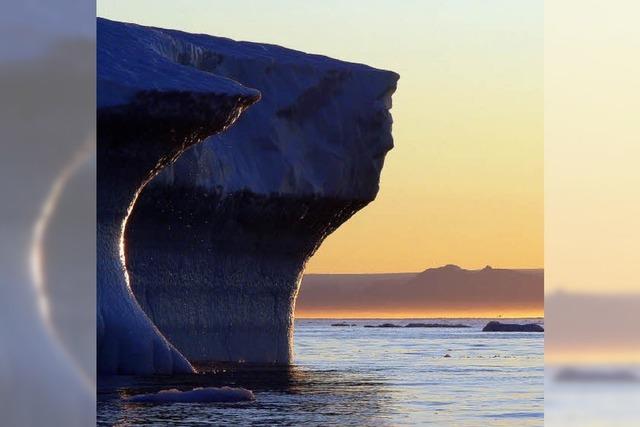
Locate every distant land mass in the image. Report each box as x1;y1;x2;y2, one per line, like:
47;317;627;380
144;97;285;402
297;265;543;318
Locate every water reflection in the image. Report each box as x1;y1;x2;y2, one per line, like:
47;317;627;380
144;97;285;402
98;364;391;426
98;319;543;425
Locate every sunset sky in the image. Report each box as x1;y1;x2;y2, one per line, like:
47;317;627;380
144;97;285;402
98;0;543;274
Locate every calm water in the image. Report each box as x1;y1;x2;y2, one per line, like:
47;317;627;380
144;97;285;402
98;318;543;426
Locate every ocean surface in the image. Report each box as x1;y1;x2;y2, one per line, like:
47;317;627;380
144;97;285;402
98;318;544;426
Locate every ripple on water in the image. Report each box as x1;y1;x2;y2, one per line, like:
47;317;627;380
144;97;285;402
98;318;543;426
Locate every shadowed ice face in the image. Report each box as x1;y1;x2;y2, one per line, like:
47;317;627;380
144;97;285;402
154;66;398;202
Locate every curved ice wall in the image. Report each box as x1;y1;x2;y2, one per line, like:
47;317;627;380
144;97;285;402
126;24;399;364
97;19;259;374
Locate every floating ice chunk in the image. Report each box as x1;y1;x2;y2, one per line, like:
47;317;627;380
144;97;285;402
126;387;255;403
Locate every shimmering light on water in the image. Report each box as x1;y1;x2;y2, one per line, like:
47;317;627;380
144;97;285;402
98;318;543;426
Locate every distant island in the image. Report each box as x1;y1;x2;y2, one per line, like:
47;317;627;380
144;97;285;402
297;265;543;318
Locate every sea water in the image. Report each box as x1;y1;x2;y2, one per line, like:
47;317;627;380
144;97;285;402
98;318;543;426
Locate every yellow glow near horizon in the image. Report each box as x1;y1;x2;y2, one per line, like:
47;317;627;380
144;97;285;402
98;0;543;274
295;308;544;320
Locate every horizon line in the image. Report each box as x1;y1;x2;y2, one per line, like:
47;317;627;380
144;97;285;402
295;315;544;320
305;265;545;275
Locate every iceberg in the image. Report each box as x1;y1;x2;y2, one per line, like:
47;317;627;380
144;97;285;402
97;17;398;370
124;21;398;364
97;18;259;374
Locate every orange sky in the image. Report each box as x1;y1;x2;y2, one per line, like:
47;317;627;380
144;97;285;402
295;308;544;320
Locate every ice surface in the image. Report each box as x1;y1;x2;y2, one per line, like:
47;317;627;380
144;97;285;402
126;387;255;403
124;21;399;364
97;18;259;375
97;18;259;108
97;17;398;369
153;37;398;198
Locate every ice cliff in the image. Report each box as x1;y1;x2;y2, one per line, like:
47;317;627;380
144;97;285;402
98;17;398;370
123;22;399;365
97;18;260;374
